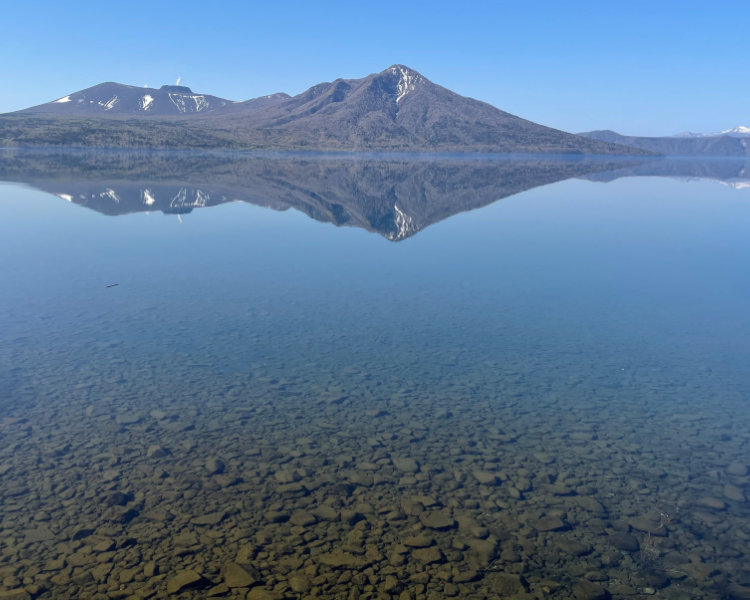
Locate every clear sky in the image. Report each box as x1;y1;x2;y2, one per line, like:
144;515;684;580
1;0;747;136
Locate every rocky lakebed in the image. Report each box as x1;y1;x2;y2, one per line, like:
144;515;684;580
1;357;749;600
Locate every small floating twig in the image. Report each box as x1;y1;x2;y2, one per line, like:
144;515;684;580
106;283;119;288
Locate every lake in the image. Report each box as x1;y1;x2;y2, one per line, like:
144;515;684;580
1;151;749;600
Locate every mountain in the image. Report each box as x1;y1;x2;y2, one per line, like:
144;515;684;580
579;129;750;157
0;150;638;239
0;65;647;154
19;82;233;116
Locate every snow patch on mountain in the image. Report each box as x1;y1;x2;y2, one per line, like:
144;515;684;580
193;95;209;112
721;126;750;136
390;65;421;104
54;96;71;103
724;181;750;190
389;203;417;240
139;95;154;111
101;188;120;203
98;96;119;111
168;93;210;113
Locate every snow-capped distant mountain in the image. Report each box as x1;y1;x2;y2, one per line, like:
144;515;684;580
673;126;750;138
579;129;750;156
18;82;232;116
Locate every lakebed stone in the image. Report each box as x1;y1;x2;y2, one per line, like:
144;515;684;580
223;561;259;588
419;511;456;530
391;456;419;473
607;532;639;552
532;517;569;532
166;570;205;594
572;580;610;600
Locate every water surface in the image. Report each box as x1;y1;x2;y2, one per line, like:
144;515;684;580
1;153;749;600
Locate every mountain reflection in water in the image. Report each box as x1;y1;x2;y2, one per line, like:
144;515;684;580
2;150;746;240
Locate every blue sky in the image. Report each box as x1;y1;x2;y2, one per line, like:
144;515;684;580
1;0;747;136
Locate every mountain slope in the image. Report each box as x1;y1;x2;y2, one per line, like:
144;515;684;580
2;65;647;154
18;82;233;116
579;129;750;156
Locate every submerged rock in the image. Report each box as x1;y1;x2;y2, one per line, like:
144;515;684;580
484;573;529;595
317;551;368;569
607;532;639;552
0;590;33;600
572;580;610;600
391;456;419;472
419;511;456;530
205;457;226;475
191;511;227;526
223;561;260;588
412;546;444;564
166;570;206;594
532;517;569;532
696;497;727;510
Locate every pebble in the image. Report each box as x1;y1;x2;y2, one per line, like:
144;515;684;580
419;511;456;530
727;462;748;476
317;551;368;569
166;570;205;594
115;413;141;425
246;588;283;600
289;510;317;526
608;532;639;552
723;484;746;502
288;572;312;593
696;496;727;510
572;580;609;600
472;470;499;485
629;517;667;536
403;533;435;548
192;511;227;526
223;561;259;588
205;457;226;475
484;573;528;595
0;590;32;600
532;517;569;532
466;538;498;565
147;445;170;458
411;546;444;564
391;456;419;473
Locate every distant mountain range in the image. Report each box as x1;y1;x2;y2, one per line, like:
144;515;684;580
672;126;750;138
0;66;646;154
579;127;750;156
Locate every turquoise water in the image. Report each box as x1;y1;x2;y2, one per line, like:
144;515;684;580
1;156;749;599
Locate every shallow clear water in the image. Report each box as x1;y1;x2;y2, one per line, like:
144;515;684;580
1;154;749;600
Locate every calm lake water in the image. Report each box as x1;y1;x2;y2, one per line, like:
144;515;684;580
1;152;749;600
